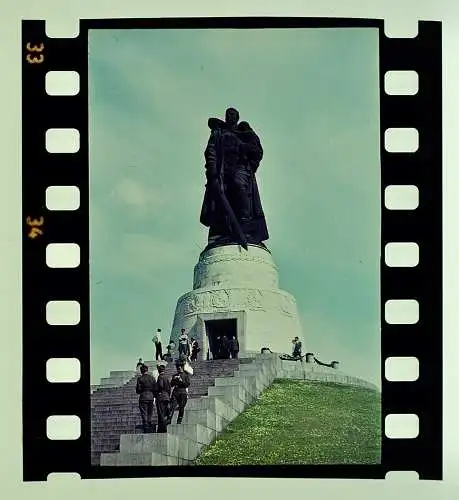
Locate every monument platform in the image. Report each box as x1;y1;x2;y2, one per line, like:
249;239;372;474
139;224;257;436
170;244;303;357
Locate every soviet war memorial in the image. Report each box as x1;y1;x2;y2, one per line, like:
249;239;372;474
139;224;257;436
90;105;381;467
89;28;382;467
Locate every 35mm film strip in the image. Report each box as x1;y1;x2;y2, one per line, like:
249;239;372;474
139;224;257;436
21;17;442;481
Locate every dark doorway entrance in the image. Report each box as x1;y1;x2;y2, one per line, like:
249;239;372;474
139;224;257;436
205;319;237;360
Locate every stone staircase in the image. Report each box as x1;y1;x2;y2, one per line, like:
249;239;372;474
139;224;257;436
91;370;137;393
94;353;377;466
99;353;280;466
91;358;240;465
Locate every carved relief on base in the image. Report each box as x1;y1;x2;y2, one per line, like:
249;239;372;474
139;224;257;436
178;288;296;317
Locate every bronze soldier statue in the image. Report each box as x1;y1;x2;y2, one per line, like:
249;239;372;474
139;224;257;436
200;107;269;250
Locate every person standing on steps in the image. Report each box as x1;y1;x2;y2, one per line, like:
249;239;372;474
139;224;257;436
136;364;156;433
213;336;222;359
169;361;191;424
154;364;171;433
221;335;231;359
190;337;200;361
136;358;143;375
229;336;239;359
152;328;163;361
178;329;190;358
164;340;175;362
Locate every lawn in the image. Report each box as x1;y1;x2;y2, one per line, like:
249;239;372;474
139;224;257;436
195;379;381;465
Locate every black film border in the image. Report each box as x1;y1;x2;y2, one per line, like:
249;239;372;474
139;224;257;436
21;17;442;481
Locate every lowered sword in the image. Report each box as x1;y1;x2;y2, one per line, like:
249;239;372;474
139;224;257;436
210;179;249;251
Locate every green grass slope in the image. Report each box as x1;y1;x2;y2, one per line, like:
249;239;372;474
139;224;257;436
195;379;381;465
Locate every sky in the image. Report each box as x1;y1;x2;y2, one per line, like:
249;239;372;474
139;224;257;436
88;27;381;386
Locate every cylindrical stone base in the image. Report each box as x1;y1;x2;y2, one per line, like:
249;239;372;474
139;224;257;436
170;245;304;358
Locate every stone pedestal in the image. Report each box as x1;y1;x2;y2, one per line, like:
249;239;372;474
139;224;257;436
170;244;303;357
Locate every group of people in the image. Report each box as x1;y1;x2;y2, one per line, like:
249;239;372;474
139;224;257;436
210;334;239;360
151;327;241;362
135;358;191;434
152;328;201;363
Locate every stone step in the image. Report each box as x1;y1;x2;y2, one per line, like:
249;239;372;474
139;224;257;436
101;451;180;466
91;421;142;428
186;396;238;423
92;429;142;438
92;388;210;399
91;419;151;427
213;375;260;399
109;370;137;377
91;394;207;407
119;433;204;461
94;379;217;389
182;408;229;432
208;383;252;411
91;359;242;464
94;379;220;390
92;425;141;433
167;423;216;446
92;388;211;399
91;440;120;450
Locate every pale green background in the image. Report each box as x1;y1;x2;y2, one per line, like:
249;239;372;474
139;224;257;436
1;0;458;497
89;27;381;386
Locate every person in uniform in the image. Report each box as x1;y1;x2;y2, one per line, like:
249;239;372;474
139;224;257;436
135;364;156;433
154;364;171;433
168;361;191;424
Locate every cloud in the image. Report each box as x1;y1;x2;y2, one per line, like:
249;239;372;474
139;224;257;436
109;177;167;216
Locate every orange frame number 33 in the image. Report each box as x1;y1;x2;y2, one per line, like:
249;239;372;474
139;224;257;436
26;42;44;64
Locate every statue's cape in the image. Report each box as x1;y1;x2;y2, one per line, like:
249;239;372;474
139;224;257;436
207;118;254;134
201;117;268;244
208;117;226;130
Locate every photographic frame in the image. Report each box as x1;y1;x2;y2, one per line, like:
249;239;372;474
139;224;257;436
21;16;442;481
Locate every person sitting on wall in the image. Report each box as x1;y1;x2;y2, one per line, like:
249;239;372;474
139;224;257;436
292;337;302;359
154;364;171;433
135;364;156;433
168;360;191;425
